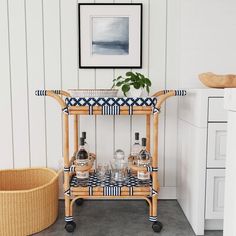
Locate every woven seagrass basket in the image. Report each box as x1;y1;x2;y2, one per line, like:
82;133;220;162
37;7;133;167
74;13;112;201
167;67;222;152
0;168;59;236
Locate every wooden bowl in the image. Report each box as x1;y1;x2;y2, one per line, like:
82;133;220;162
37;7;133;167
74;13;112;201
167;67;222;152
199;72;236;88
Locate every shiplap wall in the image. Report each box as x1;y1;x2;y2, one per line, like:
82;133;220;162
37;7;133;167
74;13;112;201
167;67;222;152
0;0;180;198
178;0;236;88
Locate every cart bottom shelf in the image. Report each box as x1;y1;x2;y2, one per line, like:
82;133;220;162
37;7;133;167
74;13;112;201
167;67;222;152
70;172;159;197
65;174;161;233
71;190;151;197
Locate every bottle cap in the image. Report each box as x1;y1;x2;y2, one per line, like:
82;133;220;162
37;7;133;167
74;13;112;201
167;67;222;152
80;137;85;146
82;132;86;139
135;132;139;140
142;138;146;147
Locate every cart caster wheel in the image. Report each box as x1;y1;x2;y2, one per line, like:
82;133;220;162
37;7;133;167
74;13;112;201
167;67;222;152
65;221;76;233
152;221;163;233
75;198;84;206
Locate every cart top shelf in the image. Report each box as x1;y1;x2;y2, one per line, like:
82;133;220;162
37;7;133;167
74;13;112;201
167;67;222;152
35;89;186;115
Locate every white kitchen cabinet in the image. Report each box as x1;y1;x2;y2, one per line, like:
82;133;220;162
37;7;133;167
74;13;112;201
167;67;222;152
208;98;227;122
177;89;226;235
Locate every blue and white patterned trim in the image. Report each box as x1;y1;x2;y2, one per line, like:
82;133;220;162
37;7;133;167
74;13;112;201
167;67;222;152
53;90;61;95
146;166;158;172
89;186;93;196
103;186;121;196
152;107;160;114
149;216;158;222
64;189;70;196
163;90;187;96
70;165;76;173
65;216;74;222
35;90;62;96
129;186;133;196
163;90;170;94
36;92;161;115
128;106;133;115
175;90;187;96
65;97;157;107
70;173;152;196
64;167;70;172
89;106;93;115
35;90;47;96
62;107;69;114
150;188;158;196
102;105;120;115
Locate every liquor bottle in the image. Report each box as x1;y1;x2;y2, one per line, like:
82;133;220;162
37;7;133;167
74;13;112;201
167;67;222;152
82;131;89;153
128;132;142;166
75;137;89;179
137;138;152;180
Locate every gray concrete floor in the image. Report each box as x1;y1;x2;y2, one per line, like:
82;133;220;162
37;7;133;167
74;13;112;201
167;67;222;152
36;200;223;236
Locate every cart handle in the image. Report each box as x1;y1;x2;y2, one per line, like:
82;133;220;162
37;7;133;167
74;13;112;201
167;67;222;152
35;89;70;97
35;90;67;110
154;89;187;111
152;89;186;97
35;89;186;113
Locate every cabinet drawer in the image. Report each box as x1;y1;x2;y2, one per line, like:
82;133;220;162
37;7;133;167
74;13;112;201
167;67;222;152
205;169;225;219
208;98;227;122
207;123;227;168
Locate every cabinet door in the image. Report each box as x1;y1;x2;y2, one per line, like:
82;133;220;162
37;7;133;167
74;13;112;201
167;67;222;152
205;169;225;219
207;123;227;168
208;98;227;122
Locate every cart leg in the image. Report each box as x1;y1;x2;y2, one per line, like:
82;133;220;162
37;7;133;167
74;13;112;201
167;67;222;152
146;114;151;152
150;113;163;233
65;196;76;232
74;114;78;152
63;114;76;233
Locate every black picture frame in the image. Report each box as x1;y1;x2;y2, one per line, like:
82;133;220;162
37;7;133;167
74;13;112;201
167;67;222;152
78;3;143;69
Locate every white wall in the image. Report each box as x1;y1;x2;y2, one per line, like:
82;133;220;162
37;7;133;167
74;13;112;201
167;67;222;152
179;0;236;88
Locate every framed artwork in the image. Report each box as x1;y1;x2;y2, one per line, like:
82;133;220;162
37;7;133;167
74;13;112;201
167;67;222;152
78;3;142;68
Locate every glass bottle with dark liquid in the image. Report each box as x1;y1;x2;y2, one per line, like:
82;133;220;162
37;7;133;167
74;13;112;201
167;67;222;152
128;132;142;168
82;131;89;153
75;137;89;180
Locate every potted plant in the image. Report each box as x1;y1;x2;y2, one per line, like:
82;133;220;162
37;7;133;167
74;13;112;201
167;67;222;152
112;71;152;97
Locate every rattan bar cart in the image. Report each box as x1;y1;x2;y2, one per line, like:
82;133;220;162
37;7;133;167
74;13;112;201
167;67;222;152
35;89;186;233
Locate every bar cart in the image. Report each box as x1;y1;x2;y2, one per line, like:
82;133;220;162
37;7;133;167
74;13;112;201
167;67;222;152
35;89;186;233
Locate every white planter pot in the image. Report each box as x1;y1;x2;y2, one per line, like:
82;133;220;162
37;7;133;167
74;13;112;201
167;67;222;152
127;87;143;97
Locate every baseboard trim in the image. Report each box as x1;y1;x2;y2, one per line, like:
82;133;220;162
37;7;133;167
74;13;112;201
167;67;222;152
205;219;224;230
159;187;176;199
